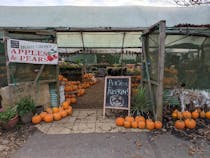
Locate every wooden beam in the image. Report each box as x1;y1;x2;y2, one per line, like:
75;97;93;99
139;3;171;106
33;65;45;86
156;21;166;121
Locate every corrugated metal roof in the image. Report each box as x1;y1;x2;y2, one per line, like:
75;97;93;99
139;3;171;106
0;6;210;28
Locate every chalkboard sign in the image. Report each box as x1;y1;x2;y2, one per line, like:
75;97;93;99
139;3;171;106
103;76;131;117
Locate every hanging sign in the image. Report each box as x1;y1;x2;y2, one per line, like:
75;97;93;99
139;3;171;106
7;39;58;65
103;76;131;117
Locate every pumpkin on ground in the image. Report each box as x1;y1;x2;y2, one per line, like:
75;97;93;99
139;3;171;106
135;116;145;123
53;113;62;121
125;116;134;123
32;115;42;124
60;110;68;118
70;97;77;104
175;120;185;129
154;121;162;129
45;107;52;114
206;111;210;119
124;121;131;128
131;121;138;128
39;112;47;120
146;119;155;130
62;101;70;109
177;112;183;119
182;111;191;119
65;106;73;115
138;121;146;129
200;111;206;118
115;117;125;126
185;119;196;129
52;107;59;113
43;114;53;123
191;110;199;119
172;110;178;119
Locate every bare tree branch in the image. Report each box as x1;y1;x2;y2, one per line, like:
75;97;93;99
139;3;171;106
174;0;210;6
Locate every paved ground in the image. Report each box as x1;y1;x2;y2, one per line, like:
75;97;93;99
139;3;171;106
11;131;210;158
36;109;145;134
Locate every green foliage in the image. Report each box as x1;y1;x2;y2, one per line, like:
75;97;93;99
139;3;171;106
16;96;35;117
131;87;152;116
0;106;17;123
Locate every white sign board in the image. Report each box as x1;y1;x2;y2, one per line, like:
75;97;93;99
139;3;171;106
7;39;58;65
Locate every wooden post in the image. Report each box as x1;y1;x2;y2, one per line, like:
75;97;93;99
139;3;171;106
33;65;45;86
156;21;166;121
3;31;11;85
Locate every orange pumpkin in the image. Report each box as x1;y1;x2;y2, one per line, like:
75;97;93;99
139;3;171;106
52;107;59;113
32;115;42;124
206;111;210;119
115;117;125;126
60;110;67;118
146;120;155;130
124;121;131;128
182;111;191;119
66;98;71;104
70;97;77;104
185;119;196;129
191;110;199;119
200;111;206;118
135;116;145;123
131;121;138;128
177;112;183;119
62;101;70;109
53;113;62;121
154;121;162;129
138;121;146;129
125;116;134;123
172;110;178;119
65;106;73;115
43;114;53;123
175;120;185;129
45;107;52;114
39;111;47;120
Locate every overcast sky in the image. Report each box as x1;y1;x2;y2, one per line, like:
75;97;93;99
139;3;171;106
0;0;176;6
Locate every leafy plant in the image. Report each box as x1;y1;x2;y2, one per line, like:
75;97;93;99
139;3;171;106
0;106;17;123
16;96;35;117
131;87;152;116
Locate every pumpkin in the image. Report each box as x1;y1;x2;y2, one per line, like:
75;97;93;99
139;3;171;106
206;111;210;119
138;121;146;129
175;120;185;130
39;111;47;120
45;107;52;114
60;110;67;118
146;120;155;130
70;97;77;104
43;114;53;123
53;113;62;121
115;117;125;126
131;121;138;128
32;115;42;124
200;111;206;118
185;119;196;129
177;112;183;119
195;108;201;113
65;106;73;115
125;116;134;123
62;101;70;109
154;121;162;129
135;116;145;123
182;111;191;119
191;110;199;119
172;110;178;119
52;107;59;113
66;98;71;104
124;121;131;128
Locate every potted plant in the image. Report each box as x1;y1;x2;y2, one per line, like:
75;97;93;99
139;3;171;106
0;106;19;129
16;96;35;123
131;87;152;117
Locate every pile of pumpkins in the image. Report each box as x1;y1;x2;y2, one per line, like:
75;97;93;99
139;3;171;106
172;109;210;130
31;101;73;124
115;116;162;131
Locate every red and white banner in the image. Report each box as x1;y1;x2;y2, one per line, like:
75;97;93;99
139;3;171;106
7;39;58;65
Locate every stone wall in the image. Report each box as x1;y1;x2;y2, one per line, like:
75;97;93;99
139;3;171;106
0;82;51;109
